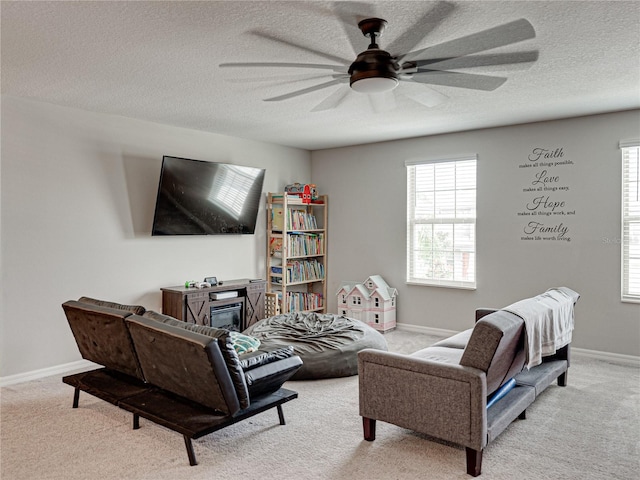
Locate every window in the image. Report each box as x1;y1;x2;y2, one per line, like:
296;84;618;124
406;156;477;288
621;141;640;302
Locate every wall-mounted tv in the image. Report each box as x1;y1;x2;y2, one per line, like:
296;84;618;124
151;156;265;235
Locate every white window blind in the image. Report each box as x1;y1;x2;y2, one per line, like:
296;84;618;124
621;141;640;302
406;156;477;289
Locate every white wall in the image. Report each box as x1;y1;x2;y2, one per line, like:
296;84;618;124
312;110;640;357
0;96;311;378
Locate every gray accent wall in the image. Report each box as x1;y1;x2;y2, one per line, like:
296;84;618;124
311;110;640;357
2;96;638;380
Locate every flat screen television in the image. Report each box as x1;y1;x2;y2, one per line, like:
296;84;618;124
151;156;265;235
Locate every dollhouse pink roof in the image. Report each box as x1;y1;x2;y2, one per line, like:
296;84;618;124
337;275;397;301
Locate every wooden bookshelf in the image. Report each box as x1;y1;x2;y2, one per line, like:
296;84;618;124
266;193;327;314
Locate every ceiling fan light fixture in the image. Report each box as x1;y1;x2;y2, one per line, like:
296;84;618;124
348;47;399;94
351;75;399;93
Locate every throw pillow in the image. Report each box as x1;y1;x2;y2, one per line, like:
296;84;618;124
229;331;261;354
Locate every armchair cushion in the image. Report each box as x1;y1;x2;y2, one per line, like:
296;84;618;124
125;315;242;414
411;346;464;365
62;300;144;380
142;310;250;409
239;346;296;371
431;329;473;350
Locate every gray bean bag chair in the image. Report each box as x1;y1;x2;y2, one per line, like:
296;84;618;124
244;312;388;380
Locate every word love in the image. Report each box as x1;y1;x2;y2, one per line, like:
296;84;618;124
528;147;564;162
531;170;559;186
526;195;565;212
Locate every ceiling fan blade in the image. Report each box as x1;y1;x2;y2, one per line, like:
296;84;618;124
249;30;352;66
220;62;347;73
386;1;456;56
368;91;397;113
264;78;348;102
401;18;536;64
397;82;449;108
411;70;507;91
226;73;344;84
311;85;351;112
416;50;539;70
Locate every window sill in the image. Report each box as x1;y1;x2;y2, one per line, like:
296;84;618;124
406;280;476;290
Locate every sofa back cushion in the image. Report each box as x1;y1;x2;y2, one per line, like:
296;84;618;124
142;310;250;409
460;310;526;395
62;300;144;380
78;297;146;316
125;315;242;415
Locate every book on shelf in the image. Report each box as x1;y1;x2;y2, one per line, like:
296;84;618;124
286;233;324;257
287;209;318;230
284;259;325;283
272;194;305;205
273;291;324;312
271;207;284;230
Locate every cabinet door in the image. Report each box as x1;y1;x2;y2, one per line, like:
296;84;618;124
244;282;266;329
184;292;210;326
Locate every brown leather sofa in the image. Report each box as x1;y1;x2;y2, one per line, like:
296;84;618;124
358;289;578;477
62;297;302;466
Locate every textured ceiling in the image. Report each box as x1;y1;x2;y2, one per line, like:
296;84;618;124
2;1;639;150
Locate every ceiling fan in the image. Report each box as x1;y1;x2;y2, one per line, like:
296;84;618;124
219;4;538;112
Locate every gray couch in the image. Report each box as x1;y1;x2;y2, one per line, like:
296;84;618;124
358;293;577;477
62;297;303;466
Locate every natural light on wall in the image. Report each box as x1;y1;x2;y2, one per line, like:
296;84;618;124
621;140;640;303
406;156;477;289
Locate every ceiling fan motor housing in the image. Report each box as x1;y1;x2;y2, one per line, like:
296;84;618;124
349;49;399;90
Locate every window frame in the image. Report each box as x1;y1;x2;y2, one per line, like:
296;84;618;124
406;155;477;289
621;140;640;303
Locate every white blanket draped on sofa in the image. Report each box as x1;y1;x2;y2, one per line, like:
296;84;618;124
503;287;580;369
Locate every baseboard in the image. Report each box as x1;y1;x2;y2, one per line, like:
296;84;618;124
2;331;638;387
570;347;640;366
395;322;459;338
0;359;98;387
396;323;640;367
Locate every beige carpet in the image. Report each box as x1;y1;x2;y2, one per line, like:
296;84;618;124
1;330;638;480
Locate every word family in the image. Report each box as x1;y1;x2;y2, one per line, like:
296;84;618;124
523;221;568;236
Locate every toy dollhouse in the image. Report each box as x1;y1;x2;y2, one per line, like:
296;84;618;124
336;275;397;332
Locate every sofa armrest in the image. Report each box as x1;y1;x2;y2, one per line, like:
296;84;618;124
475;308;499;322
358;349;488;451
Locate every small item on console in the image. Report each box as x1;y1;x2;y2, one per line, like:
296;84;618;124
185;281;211;289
